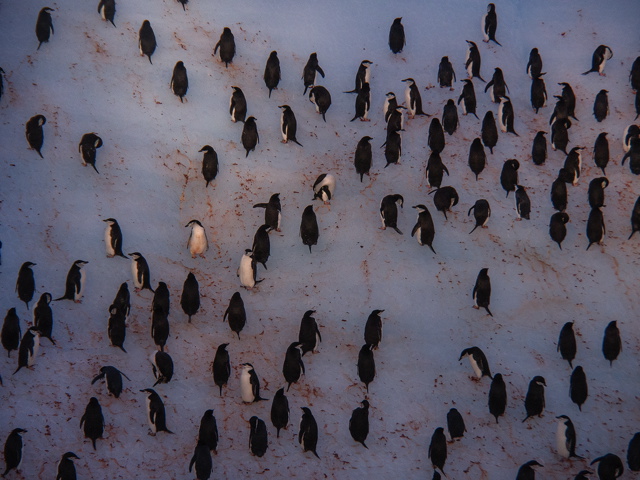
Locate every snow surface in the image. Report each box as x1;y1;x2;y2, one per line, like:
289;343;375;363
1;0;639;478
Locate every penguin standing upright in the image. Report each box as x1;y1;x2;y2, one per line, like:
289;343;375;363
237;250;261;290
388;18;405;54
383;130;402;167
586;207;605;250
411;205;436;254
302;53;325;95
383;92;398;121
631;56;640;92
488;373;507;423
357;344;375;392
241;116;259;157
447;408;466;441
170;61;188;102
628;433;640;471
523;376;547;422
482;4;501;45
249;417;268;457
140;388;172;434
240;363;267;403
364;309;383;349
212;343;230;395
354;136;373;182
264;51;281;97
299;407;320;459
551;169;570;212
80;397;104;450
279;105;303;146
588;177;608;209
298;310;322;355
602;320;621;366
559;82;578;121
472;268;492;316
530;75;547;114
442;99;458;135
570;366;588;411
622;136;640;174
402;78;428;118
558;321;577;367
432;186;459;220
458;79;479;118
25;114;46;158
593;132;609;174
624;125;640;152
465;40;485;81
223;292;246;339
459;346;492;379
198;409;219;452
437;57;456;89
480;112;498;154
428;118;445;153
551;119;570;154
282;342;305;391
500;159;519;197
152;282;170;316
630;196;640;239
271;388;289;438
516;461;543;479
107;304;127;352
33;293;55;345
35;7;54;50
349;400;370;448
350;82;371;121
138;20;156;64
312;173;336;205
98;0;116;27
485;68;508;103
16;261;36;309
498;96;518;135
129;253;153;292
428;427;448;475
468;138;487;180
556;415;582;459
91;366;130;399
468;200;491;233
590;454;624;479
180;272;200;322
189;442;212;480
515;185;531;220
213;27;235;67
151;351;173;386
78;133;103;173
56;452;79;480
380;194;404;234
186;220;208;258
300;205;319;253
252;224;271;270
345;60;372;94
0;68;4;103
151;305;169;351
2;428;26;478
532;131;547;165
2;308;21;357
593;90;609;122
103;218;127;258
229;87;247;123
527;48;544;78
309;86;331;122
582;45;613;76
55;260;88;303
253;193;281;232
425;151;449;189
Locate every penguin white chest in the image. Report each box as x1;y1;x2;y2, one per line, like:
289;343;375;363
100;4;107;20
280;115;288;142
146;397;156;432
404;87;414;116
188;225;207;257
29;335;40;366
498;101;506;132
414;227;423;245
465;50;472;77
238;255;255;289
104;226;115;257
556;422;570;458
240;370;253;402
468;356;482;378
131;262;143;289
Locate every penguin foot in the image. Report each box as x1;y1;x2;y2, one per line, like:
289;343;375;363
472;305;479;310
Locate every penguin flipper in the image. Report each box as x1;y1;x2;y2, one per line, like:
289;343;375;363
91;372;105;385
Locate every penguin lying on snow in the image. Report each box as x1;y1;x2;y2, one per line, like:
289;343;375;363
312;173;336;204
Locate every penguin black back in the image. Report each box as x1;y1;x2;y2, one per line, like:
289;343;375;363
446;408;465;440
212;343;230;395
523;376;546;422
229;86;247;123
628;433;640;472
458;79;479;118
2;428;26;478
468;199;491;234
532;131;547;165
465;41;484;82
428;427;447;474
200;145;218;187
299;407;320;459
249;416;268;457
141;388;173;434
35;7;54;50
527;48;544;78
300;205;319;253
482;3;501;46
198;409;219;452
33;293;54;344
309;86;331;122
107;304;126;352
189;442;212;480
152;281;170;315
151;351;173;386
180;272;200;322
354;136;373;182
78;132;103;174
551;117;570;154
582;45;613;75
570;365;588;411
241;116;259;157
271;387;289;438
437;57;456;89
171;61;188;102
282;342;304;391
500;159;519;197
488;373;506;423
602;320;621;366
357;343;375;392
481;111;498;153
472;268;492;316
593;89;609;122
432;186;459;220
388;17;405;54
223;292;246;339
139;20;156;64
349;400;370;448
588;177;608;209
442;99;458;135
25;114;46;158
252;224;271;270
16;261;36;309
586;207;605;250
364;309;383;349
214;27;235;67
264;51;280;97
151;305;169;351
593;132;609;174
80;397;104;450
590;453;624;480
468;138;486;180
557;321;576;367
516;461;543;480
91;365;130;399
98;0;116;27
630;196;640;240
428;118;445;153
2;308;21;357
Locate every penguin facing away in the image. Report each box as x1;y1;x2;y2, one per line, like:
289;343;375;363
586;207;605;250
630;196;640;240
527;48;544;78
488;373;507;423
530;75;547;113
264;51;281;97
532;131;547;165
428;118;445;153
151;305;170;352
300;205;319;253
299;407;320;459
16;261;36;309
252;224;271;270
249;416;268;458
426;151;450;189
523;376;546;422
25;114;46;158
380;194;404;234
55;260;89;302
593;89;609;123
241;116;259;157
35;7;54;50
212;343;230;395
350;82;371;121
186;219;208;258
593;132;609;174
254;193;281;232
432;186;459;220
468;199;491;234
472;268;492;316
170;61;188;102
500;159;519;197
110;282;130;319
213;27;235;67
388;17;405;54
363;309;384;349
223;292;246;339
180;272;200;322
78;133;103;173
354;136;373;182
628;432;640;471
91;365;130;399
198;409;219;452
437;56;456;89
2;308;21;357
468;138;486;180
107;304;127;352
458;79;479;118
2;428;27;478
447;408;466;440
302;53;325;95
485;68;509;103
357;343;376;392
189;442;212;480
138;20;156;64
570;366;588;411
80;397;104;450
103;218;127;258
98;0;116;27
557;321;577;367
602;320;621;366
271;387;290;438
349;400;370;448
140;388;173;434
481;111;498;153
428;427;448;475
383;130;402;167
442;99;458;135
152;281;170;317
151;351;174;386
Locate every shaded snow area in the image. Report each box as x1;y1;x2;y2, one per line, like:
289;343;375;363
2;0;640;478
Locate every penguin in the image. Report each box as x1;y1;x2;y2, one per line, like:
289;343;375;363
447;408;466;441
593;90;609;122
170;61;188;102
0;68;5;104
354;136;373;182
485;68;508;103
383;130;402;167
551;119;570;154
558;321;577;367
590;454;624;479
33;293;54;345
151;305;169;351
570;366;588;411
622;136;640;174
2;428;26;478
522;376;546;422
481;111;498;153
527;48;544;78
428;427;447;475
574;470;594;480
636;91;640;120
249;417;268;457
459;346;492;379
586;207;605;250
516;461;543;480
189;442;212;480
240;363;267;403
425;151;449;189
180;272;200;322
380;194;404;234
302;53;325;95
282;342;305;391
357;343;375;392
428;118;445;153
532;131;547;165
364;309;383;349
488;373;507;423
107;304;127;352
270;388;290;439
186;219;208;258
238;249;261;290
152;282;170;316
298;310;322;355
388;17;405;54
213;27;235;67
300;205;319;253
212;343;230;395
383;92;398;122
151;351;173;386
437;57;456;89
530;75;547;114
350;82;371;121
628;433;640;471
252;224;271;270
299;407;320;458
593;132;609;174
241;116;259;157
432;186;459;220
500;159;519;197
229;86;247;123
2;308;20;358
515;185;531;220
582;45;613;76
551;169;570;212
602;320;621;366
402;78;428;118
56;452;79;480
103;218;127;258
253;193;281;232
223;292;246;339
176;0;187;11
78;132;103;173
55;260;88;303
349;400;370;448
80;397;104;450
309;86;331;122
630;196;640;240
35;7;54;50
279;105;303;146
559;82;578;121
411;205;436;254
550;95;571;128
588;177;608;209
312;173;336;205
140;388;172;434
498;96;518;135
16;261;36;309
631;56;640;92
345;60;372;94
458;79;479;119
465;40;485;82
472;268;492;316
482;3;501;45
197;146;219;188
442;99;458;135
556;415;582;459
198;409;219;452
91;366;130;399
129;253;153;292
25;114;46;158
263;51;281;98
98;0;116;27
468;199;491;234
138;20;156;64
468;138;487;180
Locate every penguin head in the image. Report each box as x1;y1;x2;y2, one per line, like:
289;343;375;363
516;185;525;193
231;292;242;301
36;115;47;126
278;105;291;112
401;78;415;85
204;409;214;417
269;193;280;203
269;51;278;59
392;17;402;24
199;145;214;153
88;396;100;406
532;376;546;386
62;452;79;460
241;363;254;371
487;4;495;13
479;267;489;276
385;92;396;99
22;261;36;268
186;219;203;228
361;399;370;409
42;7;54;12
73;260;88;268
140;388;156;395
176;61;185;68
309;52;318;60
465;40;477;48
246;116;257;124
231;86;242;94
275;387;285;397
301;407;312;415
223;27;232;35
393;194;404;208
129;252;142;260
499;96;510;104
218;343;229;351
507;159;520;170
303;309;316;317
445;99;454;106
440;56;449;64
11;428;27;435
412;204;428;212
372;309;385;316
142;20;151;28
361;60;372;67
556;414;570;421
361;136;373;142
524;460;543;468
244;249;254;257
599;177;609;189
103;218;117;225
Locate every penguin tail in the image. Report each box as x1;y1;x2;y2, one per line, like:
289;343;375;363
179;96;183;103
586;242;593;251
350;115;359;122
522;416;530;423
148;56;153;65
472;112;479;119
293;139;303;147
511;130;520;137
485;307;493;317
276;429;280;438
303;86;309;95
110;20;116;27
469;225;478;234
428;245;436;255
268;89;272;98
46;336;56;346
494;416;499;424
219;385;223;396
260;262;267;270
245;150;250;158
92;164;100;174
629;231;636;240
492;39;502;47
362;441;368;449
37;150;44;159
312;450;320;459
322;113;327;122
393;227;403;235
12;365;23;375
359;173;364;182
582;69;595;76
308;245;312;253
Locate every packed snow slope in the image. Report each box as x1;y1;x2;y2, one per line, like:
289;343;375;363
1;0;639;478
